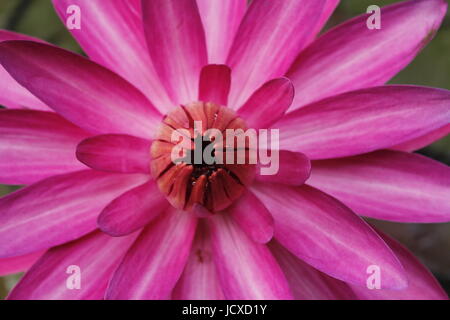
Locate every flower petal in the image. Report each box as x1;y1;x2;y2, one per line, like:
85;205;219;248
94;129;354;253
172;221;224;300
228;191;274;244
308;150;450;223
305;0;340;45
0;30;49;110
142;0;207;105
252;183;407;289
198;64;231;106
237;78;294;129
287;0;448;110
7;231;138;300
76;134;152;174
207;213;293;299
276;86;450;159
227;0;326;108
255;150;311;186
0;170;148;258
0;250;46;276
98;181;169;237
106;208;197;300
197;0;246;63
391;124;450;152
0;41;161;138
52;0;172;113
0;110;89;185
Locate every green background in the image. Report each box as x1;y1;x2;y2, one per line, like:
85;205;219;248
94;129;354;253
0;0;449;299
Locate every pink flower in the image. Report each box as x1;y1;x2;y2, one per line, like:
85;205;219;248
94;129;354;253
0;0;449;300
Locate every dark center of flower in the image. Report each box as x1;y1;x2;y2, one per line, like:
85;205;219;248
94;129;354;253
150;102;256;212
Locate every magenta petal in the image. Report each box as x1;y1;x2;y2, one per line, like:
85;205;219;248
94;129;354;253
391;124;450;152
52;0;172;113
237;78;294;129
106;208;197;300
197;0;246;63
0;41;161;138
0;30;49;111
76;134;152;174
308;150;450;223
256;150;311;186
349;230;448;300
98;181;169;237
0;250;45;276
228;191;274;244
8;231;138;300
0;110;89;185
198;64;231;106
227;0;326;108
252;183;408;289
172;222;224;300
142;0;207;105
305;0;340;46
207;214;293;299
0;170;148;258
276;86;450;159
287;0;448;110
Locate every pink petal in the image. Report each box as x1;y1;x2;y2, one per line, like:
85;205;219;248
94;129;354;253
8;231;138;300
349;230;448;300
98;181;169;237
172;222;224;300
391;124;450;152
304;0;340;46
198;64;231;106
0;41;161;138
255;150;311;186
142;0;207;105
197;0;246;64
76;134;152;174
287;0;448;110
0;170;148;258
106;208;197;300
276;86;450;160
269;241;355;300
0;30;49;110
0;110;89;185
308;150;450;223
207;213;293;299
252;183;408;289
52;0;173;113
0;250;46;276
228;191;274;244
237;78;294;129
227;0;326;108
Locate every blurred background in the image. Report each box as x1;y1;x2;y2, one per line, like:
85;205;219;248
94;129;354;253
0;0;449;299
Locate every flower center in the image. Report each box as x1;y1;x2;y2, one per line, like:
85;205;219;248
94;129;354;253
151;102;256;212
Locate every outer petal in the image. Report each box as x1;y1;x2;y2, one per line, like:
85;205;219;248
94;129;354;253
237;78;294;129
0;41;162;138
52;0;173;113
308;150;450;223
106;208;197;300
0;170;148;258
0;110;89;185
0;250;46;276
76;134;152;174
276;86;450;160
8;231;139;300
304;0;340;45
197;0;246;64
0;30;48;110
198;65;231;106
287;0;448;110
172;221;224;300
252;183;407;289
207;213;293;300
142;0;207;105
391;124;450;152
255;150;311;186
98;181;169;237
227;0;326;108
349;230;448;300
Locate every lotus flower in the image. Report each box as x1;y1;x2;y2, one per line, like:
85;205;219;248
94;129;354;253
0;0;449;300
